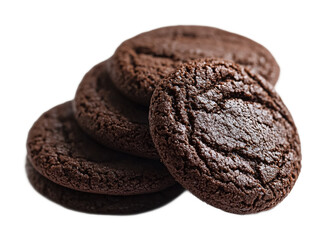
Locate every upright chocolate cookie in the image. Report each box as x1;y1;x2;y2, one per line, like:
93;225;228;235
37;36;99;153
27;101;175;195
26;161;184;215
110;25;280;106
73;61;158;159
149;59;301;214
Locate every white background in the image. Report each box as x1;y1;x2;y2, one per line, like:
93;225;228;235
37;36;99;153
1;0;326;239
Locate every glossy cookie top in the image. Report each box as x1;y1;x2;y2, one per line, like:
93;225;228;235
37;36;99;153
27;101;175;195
149;59;300;214
109;25;280;106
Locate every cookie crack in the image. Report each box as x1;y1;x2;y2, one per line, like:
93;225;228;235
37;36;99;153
170;63;292;127
134;46;177;61
181;82;262;195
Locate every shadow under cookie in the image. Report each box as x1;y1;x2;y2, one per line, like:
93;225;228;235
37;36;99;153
26;161;184;215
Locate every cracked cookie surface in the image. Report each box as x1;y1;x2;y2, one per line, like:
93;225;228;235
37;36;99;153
149;59;301;214
73;61;158;159
26;161;184;215
27;101;175;195
110;25;280;106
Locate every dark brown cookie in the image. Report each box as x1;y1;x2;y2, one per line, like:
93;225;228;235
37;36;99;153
27;101;175;195
26;161;184;215
149;59;301;214
109;25;280;106
73;61;158;159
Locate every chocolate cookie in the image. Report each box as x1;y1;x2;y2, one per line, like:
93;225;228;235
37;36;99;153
73;61;158;159
109;25;280;106
149;59;301;214
26;161;184;215
27;101;175;195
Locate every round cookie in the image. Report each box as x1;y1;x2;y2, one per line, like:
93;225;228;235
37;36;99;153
26;161;184;215
149;59;301;214
73;61;158;159
109;25;280;106
27;101;175;195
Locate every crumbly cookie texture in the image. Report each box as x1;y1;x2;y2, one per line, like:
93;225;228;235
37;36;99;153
110;25;280;106
74;61;158;159
27;102;175;195
149;59;301;214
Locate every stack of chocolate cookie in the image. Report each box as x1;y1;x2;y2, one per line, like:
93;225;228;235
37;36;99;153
26;26;301;215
